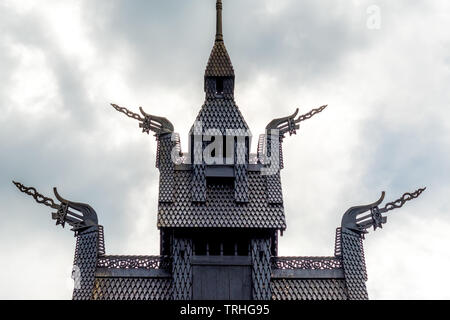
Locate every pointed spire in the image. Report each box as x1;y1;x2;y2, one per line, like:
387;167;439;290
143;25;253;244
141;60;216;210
216;0;223;42
205;0;234;78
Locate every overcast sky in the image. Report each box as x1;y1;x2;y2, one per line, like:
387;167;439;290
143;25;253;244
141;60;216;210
1;0;449;300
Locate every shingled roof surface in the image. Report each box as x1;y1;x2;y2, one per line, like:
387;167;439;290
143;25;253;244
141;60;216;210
91;275;349;300
92;278;172;300
192;99;250;133
271;279;348;300
158;170;286;229
205;41;235;77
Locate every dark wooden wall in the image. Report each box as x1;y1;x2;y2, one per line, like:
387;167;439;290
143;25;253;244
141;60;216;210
192;256;251;300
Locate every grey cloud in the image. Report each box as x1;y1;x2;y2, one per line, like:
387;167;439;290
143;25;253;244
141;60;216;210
1;0;449;299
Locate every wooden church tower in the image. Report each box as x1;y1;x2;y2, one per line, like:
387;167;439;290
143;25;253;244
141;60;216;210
14;0;424;300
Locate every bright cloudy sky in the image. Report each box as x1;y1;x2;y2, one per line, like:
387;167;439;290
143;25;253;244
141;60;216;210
1;0;449;300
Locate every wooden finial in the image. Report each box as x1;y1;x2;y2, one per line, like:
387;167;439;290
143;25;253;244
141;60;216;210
216;0;223;42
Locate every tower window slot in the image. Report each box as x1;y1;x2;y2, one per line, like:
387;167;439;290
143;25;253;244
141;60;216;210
223;240;235;256
216;78;224;94
209;239;221;256
194;239;207;256
237;239;250;256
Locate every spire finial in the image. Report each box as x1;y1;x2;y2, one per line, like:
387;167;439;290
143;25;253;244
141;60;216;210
216;0;223;42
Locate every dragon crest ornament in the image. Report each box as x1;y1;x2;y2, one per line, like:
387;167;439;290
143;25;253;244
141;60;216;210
266;105;328;136
342;188;426;234
110;104;174;135
12;181;98;235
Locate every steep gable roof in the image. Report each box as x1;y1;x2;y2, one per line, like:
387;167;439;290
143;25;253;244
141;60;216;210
205;41;235;78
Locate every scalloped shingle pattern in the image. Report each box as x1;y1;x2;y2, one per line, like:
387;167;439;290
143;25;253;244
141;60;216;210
92;278;172;300
158;170;286;229
205;41;235;77
271;279;348;300
341;230;369;300
192;99;250;133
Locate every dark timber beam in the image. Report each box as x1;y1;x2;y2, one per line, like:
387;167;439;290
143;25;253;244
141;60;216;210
272;268;345;279
95;268;171;279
